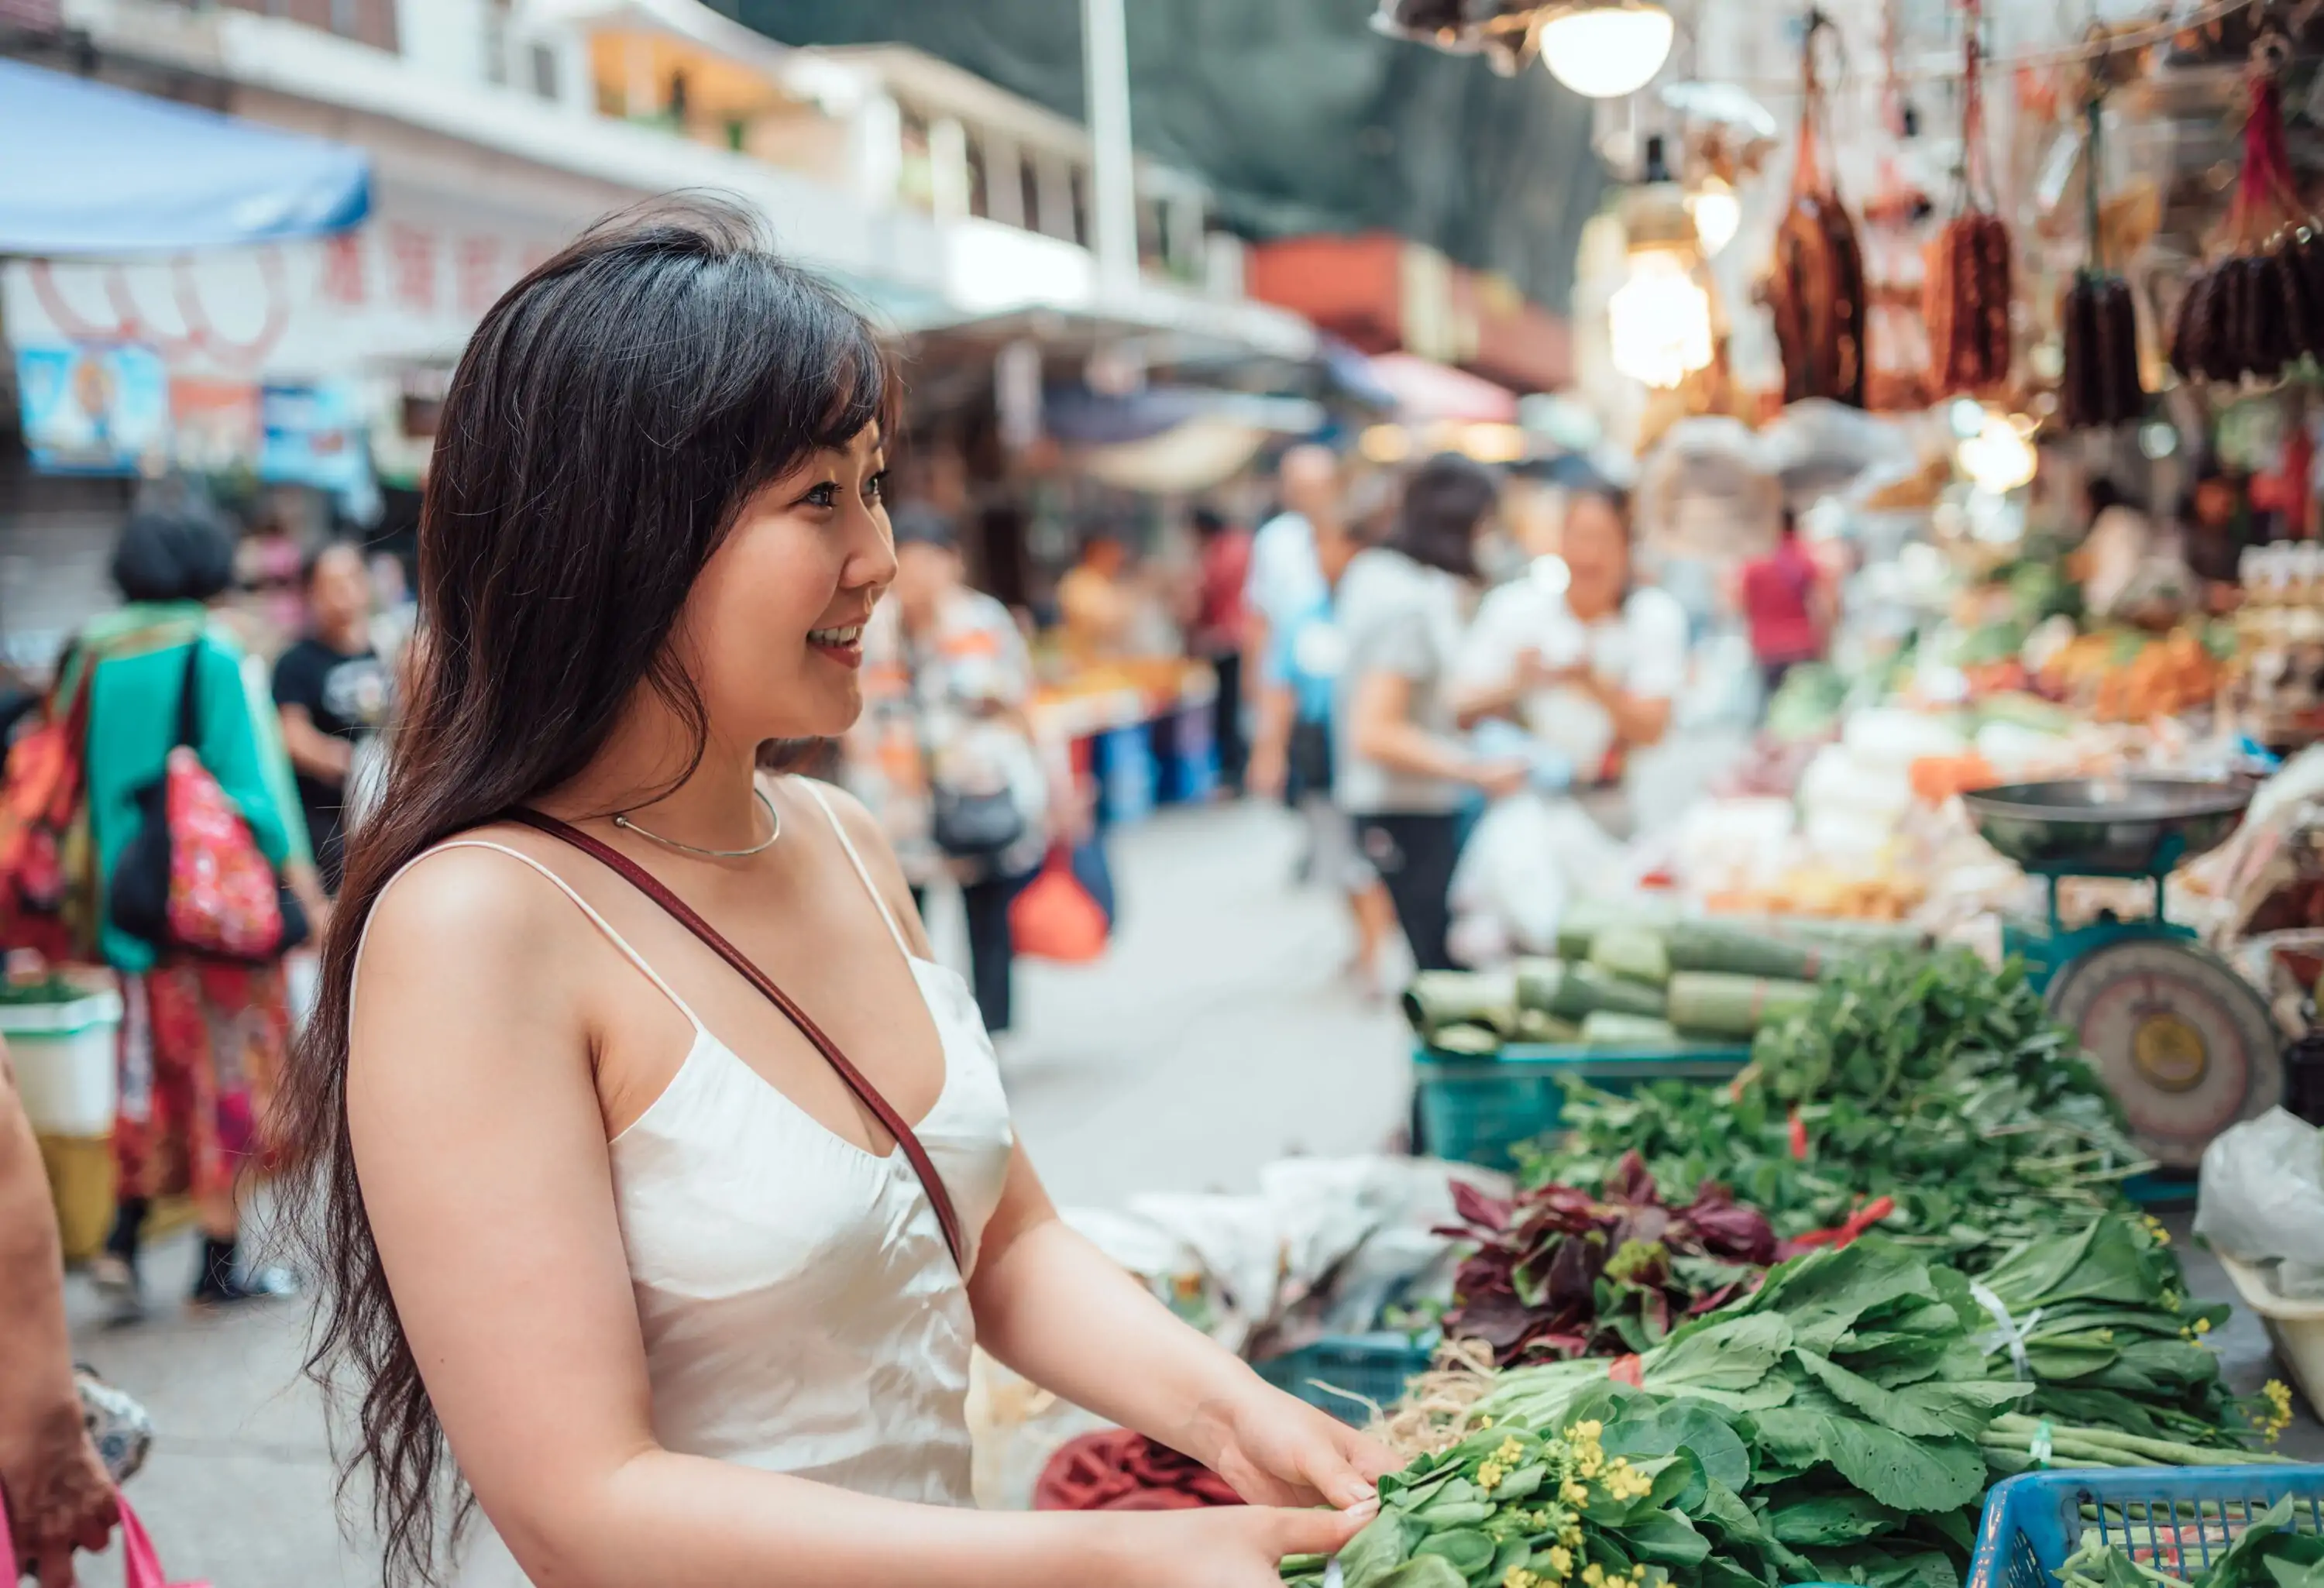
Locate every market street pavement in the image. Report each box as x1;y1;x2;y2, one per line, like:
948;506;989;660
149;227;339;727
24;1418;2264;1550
57;799;1417;1586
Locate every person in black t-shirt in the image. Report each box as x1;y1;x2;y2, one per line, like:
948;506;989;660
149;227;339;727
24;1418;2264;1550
272;540;390;894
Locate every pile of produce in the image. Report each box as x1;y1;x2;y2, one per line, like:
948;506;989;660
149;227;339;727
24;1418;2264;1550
1968;1214;2254;1456
1528;950;2150;1267
1404;912;1923;1057
1299;1240;2281;1588
1440;1154;1778;1366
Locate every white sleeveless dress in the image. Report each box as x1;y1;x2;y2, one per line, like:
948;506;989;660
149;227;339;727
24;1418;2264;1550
366;782;1017;1586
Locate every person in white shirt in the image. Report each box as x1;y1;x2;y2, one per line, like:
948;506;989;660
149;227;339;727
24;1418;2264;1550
1243;445;1340;803
1452;479;1687;836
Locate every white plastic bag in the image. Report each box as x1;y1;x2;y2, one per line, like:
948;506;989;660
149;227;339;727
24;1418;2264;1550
2195;1108;2324;1298
1448;792;1627;961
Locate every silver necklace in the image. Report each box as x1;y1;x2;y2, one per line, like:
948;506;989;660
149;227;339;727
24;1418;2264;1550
611;786;781;858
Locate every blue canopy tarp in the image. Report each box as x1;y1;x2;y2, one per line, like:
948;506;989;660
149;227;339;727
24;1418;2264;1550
0;60;370;255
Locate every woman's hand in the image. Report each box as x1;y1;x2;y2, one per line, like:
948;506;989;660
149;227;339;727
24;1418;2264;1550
1189;1385;1401;1509
1110;1500;1377;1588
0;1399;119;1586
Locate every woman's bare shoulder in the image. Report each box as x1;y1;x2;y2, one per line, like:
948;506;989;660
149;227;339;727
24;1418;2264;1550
351;827;593;1033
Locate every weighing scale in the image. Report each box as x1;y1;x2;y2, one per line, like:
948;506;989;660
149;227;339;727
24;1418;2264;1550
1959;778;2283;1171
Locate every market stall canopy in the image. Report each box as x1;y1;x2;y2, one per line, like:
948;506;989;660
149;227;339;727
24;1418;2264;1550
0;60;371;255
1368;352;1520;424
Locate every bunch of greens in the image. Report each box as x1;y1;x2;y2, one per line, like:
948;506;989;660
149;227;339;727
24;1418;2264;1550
2057;1495;2324;1588
1306;1242;2288;1588
1969;1215;2261;1455
1525;950;2150;1269
1441;1153;1779;1366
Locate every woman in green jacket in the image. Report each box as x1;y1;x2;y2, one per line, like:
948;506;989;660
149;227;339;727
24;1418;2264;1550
77;510;317;1322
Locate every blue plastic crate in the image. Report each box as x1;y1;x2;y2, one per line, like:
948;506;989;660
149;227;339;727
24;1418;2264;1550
1253;1333;1435;1425
1968;1465;2324;1588
1412;1043;1751;1171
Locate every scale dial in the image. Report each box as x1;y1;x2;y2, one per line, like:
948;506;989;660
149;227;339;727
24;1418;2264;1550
2048;937;2284;1169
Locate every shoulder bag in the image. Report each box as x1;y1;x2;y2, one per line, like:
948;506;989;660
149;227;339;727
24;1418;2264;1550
109;639;308;961
502;808;967;1273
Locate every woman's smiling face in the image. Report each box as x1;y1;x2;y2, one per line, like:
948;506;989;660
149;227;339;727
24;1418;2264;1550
674;424;896;745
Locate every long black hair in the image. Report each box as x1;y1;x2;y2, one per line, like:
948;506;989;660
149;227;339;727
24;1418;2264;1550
274;196;893;1586
1384;452;1501;579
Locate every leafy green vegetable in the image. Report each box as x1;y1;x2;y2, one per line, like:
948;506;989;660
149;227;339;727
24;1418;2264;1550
1525;950;2152;1270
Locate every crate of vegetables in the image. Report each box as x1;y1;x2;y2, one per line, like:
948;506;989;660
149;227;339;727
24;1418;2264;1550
1412;1043;1750;1172
1968;1464;2324;1588
1253;1332;1435;1426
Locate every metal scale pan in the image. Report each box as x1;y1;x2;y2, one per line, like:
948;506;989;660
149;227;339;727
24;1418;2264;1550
1960;778;2281;1170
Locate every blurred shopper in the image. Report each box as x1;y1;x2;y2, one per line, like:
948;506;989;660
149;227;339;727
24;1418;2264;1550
1056;524;1137;666
1256;472;1398;994
1454;479;1685;837
1244;445;1339;805
1188;507;1252;793
1337;455;1528;972
1737;508;1830;696
274;539;394;896
278;207;1384;1588
849;505;1050;1036
77;509;313;1322
1;1036;122;1586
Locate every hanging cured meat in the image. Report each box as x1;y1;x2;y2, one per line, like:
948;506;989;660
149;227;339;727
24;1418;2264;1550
2058;90;2147;430
1924;0;2013;397
1762;12;1868;408
2168;55;2324;387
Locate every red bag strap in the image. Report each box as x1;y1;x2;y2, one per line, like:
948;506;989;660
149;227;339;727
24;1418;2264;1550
500;808;967;1273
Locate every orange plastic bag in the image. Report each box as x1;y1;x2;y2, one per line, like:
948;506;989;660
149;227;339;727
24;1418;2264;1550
1010;849;1109;964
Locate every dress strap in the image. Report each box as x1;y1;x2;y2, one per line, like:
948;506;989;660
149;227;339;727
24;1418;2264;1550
356;840;708;1034
796;779;912;958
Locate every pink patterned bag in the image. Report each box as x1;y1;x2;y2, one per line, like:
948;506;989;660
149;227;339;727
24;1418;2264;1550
161;743;285;959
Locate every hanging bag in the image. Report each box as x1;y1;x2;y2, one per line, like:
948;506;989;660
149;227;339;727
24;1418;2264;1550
1009;846;1110;964
0;644;95;957
906;645;1030;862
109;638;306;962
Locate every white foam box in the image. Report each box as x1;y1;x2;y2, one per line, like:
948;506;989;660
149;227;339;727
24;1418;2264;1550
2220;1252;2324;1421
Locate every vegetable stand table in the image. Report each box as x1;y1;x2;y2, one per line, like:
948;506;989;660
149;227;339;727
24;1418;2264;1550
1411;1041;1752;1172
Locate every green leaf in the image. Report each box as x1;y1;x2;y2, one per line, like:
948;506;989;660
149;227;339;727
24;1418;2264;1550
1748;1408;1987;1513
1696;1480;1769;1546
1626;1508;1713;1565
1495;1464;1547;1504
1339;1512;1412;1588
1602;1401;1752;1493
1644;1314;1795;1394
1793;1349;2031;1439
1413;1528;1495;1576
1769;1493;1902;1546
1416;1503;1492;1529
1374;1559;1469;1588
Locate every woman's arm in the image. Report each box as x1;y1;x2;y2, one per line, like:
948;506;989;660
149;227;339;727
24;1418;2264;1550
1576;673;1673;750
351;844;1363;1588
0;1040;119;1586
1349;670;1525;795
277;704;352;785
969;1150;1394;1507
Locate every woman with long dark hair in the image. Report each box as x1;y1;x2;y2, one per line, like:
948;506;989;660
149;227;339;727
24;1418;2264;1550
274;201;1386;1588
1333;454;1526;972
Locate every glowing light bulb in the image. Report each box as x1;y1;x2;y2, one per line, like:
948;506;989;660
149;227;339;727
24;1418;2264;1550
1540;2;1676;100
1607;249;1713;389
1687;180;1741;256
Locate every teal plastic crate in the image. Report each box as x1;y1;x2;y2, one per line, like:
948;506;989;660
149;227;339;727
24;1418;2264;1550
1968;1465;2324;1588
1253;1332;1435;1425
1413;1043;1752;1171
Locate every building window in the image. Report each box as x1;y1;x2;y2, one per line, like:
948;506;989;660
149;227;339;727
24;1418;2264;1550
328;0;356;36
1067;167;1090;247
1019;158;1043;235
529;41;559;100
966;138;990;220
481;0;510;85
